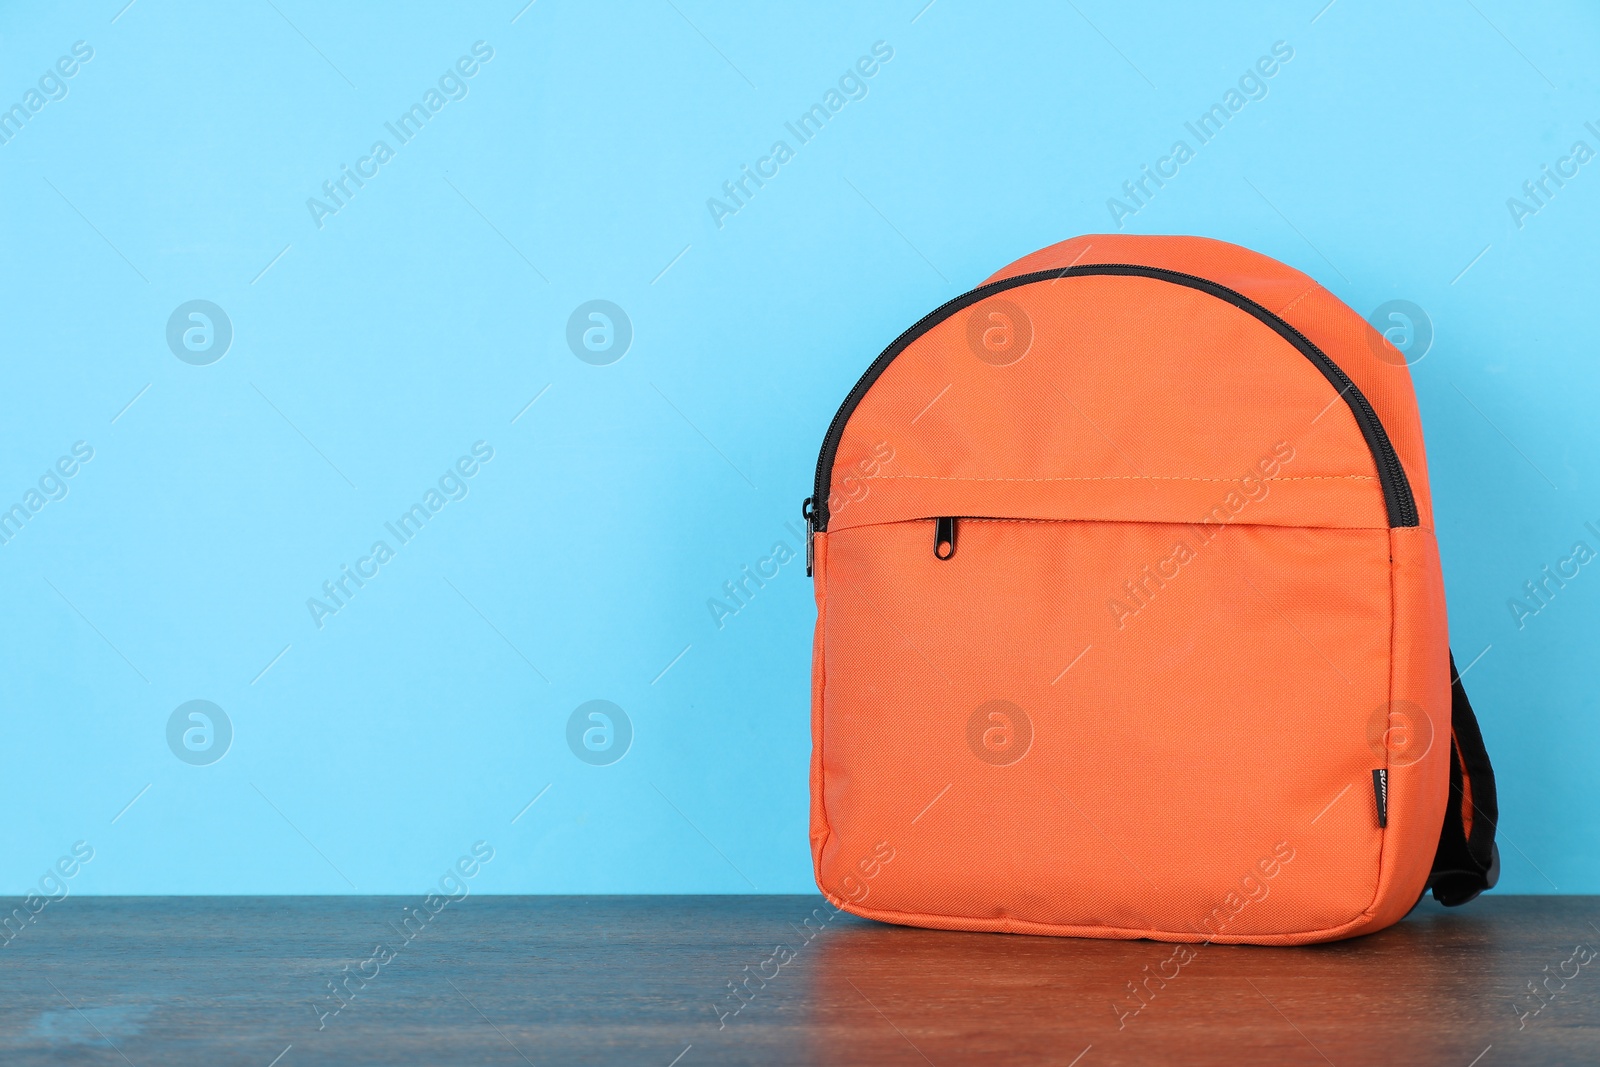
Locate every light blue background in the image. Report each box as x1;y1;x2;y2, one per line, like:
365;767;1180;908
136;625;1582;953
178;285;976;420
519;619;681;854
1;0;1595;896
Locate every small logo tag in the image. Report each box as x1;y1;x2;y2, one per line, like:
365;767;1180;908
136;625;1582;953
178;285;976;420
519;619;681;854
1372;768;1389;828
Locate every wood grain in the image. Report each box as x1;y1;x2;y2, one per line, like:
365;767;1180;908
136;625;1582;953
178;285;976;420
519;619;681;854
0;895;1595;1065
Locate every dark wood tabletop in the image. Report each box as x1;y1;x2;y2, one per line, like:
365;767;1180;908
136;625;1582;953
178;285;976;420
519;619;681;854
1;894;1595;1065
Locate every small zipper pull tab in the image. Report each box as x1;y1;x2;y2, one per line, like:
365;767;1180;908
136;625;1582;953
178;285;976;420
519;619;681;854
802;497;816;577
934;516;957;560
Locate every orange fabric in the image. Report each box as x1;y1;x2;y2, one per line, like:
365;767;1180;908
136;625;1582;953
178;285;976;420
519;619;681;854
985;235;1435;530
810;236;1452;944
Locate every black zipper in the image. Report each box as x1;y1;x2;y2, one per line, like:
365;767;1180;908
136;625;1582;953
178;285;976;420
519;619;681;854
934;516;957;560
808;264;1417;534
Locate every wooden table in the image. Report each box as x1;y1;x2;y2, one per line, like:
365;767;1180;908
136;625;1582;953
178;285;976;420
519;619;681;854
2;895;1595;1065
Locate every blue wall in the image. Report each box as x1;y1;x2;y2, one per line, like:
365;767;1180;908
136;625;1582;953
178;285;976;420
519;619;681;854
1;0;1594;895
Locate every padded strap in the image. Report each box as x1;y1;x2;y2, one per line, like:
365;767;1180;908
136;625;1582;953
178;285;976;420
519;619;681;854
1427;651;1500;906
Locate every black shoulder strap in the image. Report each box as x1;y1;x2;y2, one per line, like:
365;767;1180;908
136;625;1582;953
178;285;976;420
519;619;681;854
1427;651;1500;906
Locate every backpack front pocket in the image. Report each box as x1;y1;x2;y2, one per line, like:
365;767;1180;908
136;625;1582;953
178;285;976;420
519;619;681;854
814;514;1394;939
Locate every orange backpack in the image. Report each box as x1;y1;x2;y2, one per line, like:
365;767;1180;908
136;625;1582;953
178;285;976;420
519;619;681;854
803;235;1498;944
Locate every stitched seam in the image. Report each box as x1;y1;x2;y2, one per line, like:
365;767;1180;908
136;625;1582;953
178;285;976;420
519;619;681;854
834;897;1379;942
813;534;833;883
829;517;1393;535
859;474;1377;483
1275;282;1322;317
1375;526;1396;917
950;517;1086;526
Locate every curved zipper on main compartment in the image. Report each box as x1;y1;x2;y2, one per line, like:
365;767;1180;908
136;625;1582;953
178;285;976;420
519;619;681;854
808;264;1418;534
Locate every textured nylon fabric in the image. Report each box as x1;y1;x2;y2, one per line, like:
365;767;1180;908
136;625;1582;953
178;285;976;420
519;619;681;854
985;235;1436;530
809;236;1454;945
827;275;1389;535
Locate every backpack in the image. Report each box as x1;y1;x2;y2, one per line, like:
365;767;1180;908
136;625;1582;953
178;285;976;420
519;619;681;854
802;235;1498;944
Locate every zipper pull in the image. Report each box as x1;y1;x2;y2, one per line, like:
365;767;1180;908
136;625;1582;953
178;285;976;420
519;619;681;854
802;497;816;577
934;516;957;560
